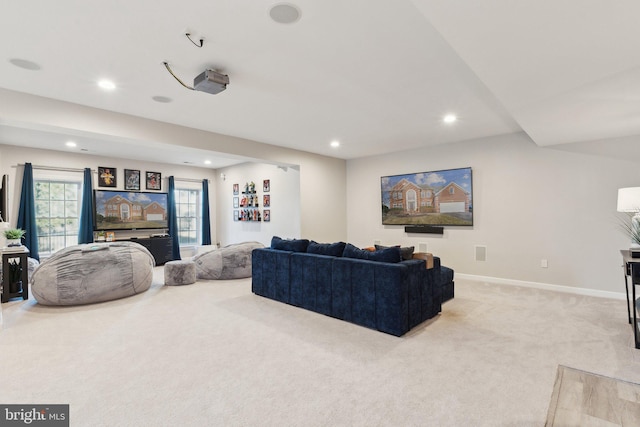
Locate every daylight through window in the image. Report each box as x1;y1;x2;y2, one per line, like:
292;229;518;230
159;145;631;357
176;188;201;245
35;180;81;254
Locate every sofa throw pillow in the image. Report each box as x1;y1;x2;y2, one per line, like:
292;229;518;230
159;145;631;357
342;243;370;260
375;244;415;261
271;236;310;252
342;243;402;263
369;246;402;263
307;241;346;257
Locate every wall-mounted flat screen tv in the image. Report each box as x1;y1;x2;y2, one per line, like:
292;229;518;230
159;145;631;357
94;190;168;231
381;167;473;226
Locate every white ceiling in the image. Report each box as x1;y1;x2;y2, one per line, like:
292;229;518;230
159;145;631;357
1;0;639;166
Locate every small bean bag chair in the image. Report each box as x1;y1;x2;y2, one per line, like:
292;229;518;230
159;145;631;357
31;242;154;306
193;241;264;280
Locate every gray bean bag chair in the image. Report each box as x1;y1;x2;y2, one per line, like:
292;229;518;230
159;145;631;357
31;242;155;306
193;241;264;280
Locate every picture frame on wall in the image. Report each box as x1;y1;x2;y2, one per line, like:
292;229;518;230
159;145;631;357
381;166;473;226
263;194;270;207
233;197;239;208
263;179;270;192
263;209;270;222
124;169;140;191
233;184;239;195
98;167;117;187
233;210;239;221
146;171;161;190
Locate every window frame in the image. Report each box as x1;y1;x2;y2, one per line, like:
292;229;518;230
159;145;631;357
34;177;83;256
175;186;202;246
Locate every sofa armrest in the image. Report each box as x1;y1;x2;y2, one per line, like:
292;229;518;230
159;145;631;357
251;248;292;302
432;256;442;269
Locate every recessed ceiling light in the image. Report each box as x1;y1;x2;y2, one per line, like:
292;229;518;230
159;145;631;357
204;160;212;165
65;141;77;148
98;79;116;90
330;140;340;148
443;114;457;124
9;58;41;71
269;3;301;24
152;96;172;103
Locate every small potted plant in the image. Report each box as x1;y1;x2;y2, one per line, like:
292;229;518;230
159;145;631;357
619;212;640;249
4;228;25;247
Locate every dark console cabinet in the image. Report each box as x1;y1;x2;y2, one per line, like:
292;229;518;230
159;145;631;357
134;237;173;265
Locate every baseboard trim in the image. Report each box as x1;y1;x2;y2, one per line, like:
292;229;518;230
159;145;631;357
456;273;626;301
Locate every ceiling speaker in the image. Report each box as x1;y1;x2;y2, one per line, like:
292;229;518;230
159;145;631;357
269;3;301;24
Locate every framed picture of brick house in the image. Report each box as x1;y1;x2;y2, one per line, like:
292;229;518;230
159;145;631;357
381;167;473;226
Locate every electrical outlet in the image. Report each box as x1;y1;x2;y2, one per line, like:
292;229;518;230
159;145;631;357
541;259;548;268
418;242;428;253
374;239;381;245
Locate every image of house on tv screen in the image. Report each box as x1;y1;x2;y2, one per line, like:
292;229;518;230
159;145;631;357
381;167;473;226
94;190;168;230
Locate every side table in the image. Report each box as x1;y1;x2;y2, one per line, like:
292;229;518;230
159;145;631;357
621;249;640;349
0;246;30;303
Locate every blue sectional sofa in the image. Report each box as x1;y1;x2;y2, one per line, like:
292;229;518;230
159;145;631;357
430;256;455;303
251;239;448;336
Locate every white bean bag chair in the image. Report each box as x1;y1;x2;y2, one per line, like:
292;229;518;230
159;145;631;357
193;241;264;280
31;242;155;306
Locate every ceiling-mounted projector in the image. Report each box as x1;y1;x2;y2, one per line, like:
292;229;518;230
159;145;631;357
193;69;229;94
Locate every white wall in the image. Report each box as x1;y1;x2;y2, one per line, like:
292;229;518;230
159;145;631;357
0;144;218;244
347;132;640;295
216;163;301;247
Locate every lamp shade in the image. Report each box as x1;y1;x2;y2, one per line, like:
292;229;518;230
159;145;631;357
617;187;640;212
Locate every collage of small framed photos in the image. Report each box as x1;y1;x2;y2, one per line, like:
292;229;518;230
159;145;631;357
233;179;270;222
263;179;270;222
98;167;163;191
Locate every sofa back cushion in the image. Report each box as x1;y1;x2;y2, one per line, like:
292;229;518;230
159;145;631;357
307;241;346;257
271;236;310;252
342;243;401;263
374;244;415;261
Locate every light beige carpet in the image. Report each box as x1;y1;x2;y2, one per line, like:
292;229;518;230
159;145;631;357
546;365;640;426
1;269;639;426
